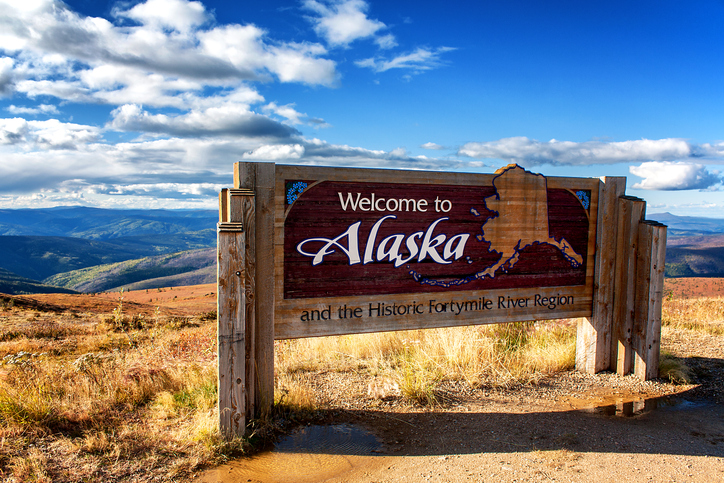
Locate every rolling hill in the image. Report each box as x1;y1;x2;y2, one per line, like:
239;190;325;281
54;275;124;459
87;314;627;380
0;233;215;282
664;234;724;277
648;212;724;237
0;206;218;294
0;206;216;239
0;268;78;295
44;248;215;293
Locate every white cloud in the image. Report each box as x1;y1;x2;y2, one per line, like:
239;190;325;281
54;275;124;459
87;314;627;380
89;182;223;198
421;142;444;150
375;34;397;50
6;104;59;115
263;42;338;85
108;103;298;139
0;0;339;96
242;144;305;160
630;162;722;190
303;0;387;47
0;118;100;149
0;118;30;145
263;102;305;125
262;102;330;128
699;141;724;158
355;47;455;73
118;0;209;33
458;137;694;166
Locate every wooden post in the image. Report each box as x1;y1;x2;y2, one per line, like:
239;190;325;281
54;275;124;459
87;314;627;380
234;162;275;419
633;220;667;380
217;188;248;438
576;177;626;374
612;196;646;375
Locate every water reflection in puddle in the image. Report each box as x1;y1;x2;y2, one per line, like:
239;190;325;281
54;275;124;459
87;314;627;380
562;390;701;417
197;424;381;483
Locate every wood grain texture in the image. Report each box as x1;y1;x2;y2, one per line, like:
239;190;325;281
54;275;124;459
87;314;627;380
217;226;245;438
239;192;256;421
219;189;228;223
613;196;646;375
576;176;626;374
633;221;667;380
235;162;275;418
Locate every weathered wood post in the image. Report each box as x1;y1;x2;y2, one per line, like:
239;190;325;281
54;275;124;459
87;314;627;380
217;188;252;437
233;162;275;420
612;196;646;375
576;177;625;374
633;220;667;380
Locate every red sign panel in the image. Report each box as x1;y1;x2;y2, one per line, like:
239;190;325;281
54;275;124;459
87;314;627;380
283;166;591;300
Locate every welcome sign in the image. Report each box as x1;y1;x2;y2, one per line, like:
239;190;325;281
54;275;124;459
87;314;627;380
274;163;600;338
218;161;666;437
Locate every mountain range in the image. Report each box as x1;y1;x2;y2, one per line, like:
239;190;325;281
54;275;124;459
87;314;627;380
0;208;720;294
0;207;217;294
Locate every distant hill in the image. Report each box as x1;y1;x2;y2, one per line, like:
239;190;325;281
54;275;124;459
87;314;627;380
45;248;215;293
0;233;215;281
648;212;724;237
665;234;724;277
0;207;218;293
0;268;77;295
0;206;217;239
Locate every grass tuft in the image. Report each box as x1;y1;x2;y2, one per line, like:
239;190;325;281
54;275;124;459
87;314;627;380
658;350;691;384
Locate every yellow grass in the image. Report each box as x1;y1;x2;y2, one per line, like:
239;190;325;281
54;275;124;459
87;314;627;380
0;299;233;482
275;319;577;406
662;295;724;335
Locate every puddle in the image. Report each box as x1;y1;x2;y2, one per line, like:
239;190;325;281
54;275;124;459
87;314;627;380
197;424;382;483
561;389;703;417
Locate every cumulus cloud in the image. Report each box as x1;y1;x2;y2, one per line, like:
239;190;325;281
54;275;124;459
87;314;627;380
303;0;388;47
108;104;299;139
262;102;330;128
458;137;695;166
0;118;100;148
6;104;59;115
630;162;723;190
355;47;455;73
242;144;305;160
89;182;223;198
421;142;444;150
117;0;209;33
0;0;338;97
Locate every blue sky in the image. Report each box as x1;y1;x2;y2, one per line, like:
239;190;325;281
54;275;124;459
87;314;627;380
1;0;724;217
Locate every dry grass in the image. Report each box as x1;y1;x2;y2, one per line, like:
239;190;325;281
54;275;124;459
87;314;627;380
275;319;577;407
662;295;724;335
0;297;233;482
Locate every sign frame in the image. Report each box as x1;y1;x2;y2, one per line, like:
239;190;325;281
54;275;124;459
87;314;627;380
217;161;667;439
273;163;600;339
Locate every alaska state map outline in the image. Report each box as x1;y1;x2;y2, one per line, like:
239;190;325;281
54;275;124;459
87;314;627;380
412;164;583;287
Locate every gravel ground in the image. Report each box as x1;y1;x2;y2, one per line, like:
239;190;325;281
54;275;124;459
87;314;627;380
198;325;724;483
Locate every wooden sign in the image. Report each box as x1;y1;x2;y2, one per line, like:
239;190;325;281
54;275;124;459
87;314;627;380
276;163;599;339
216;161;666;438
